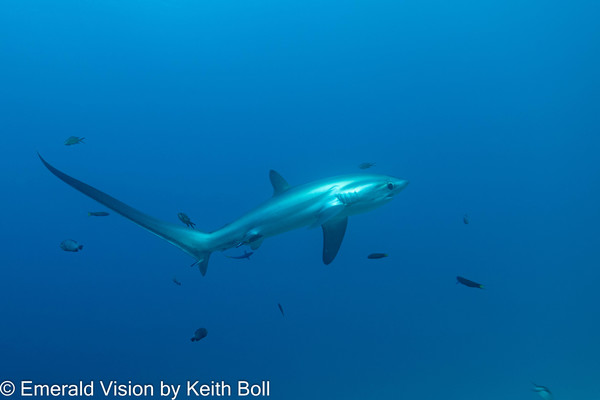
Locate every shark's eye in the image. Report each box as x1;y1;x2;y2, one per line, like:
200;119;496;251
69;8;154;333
387;183;394;190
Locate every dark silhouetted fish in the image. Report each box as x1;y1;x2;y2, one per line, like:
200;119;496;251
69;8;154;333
278;303;284;316
64;136;85;146
358;162;376;170
226;250;253;260
463;213;470;224
368;253;388;259
88;211;110;217
172;277;182;286
532;383;553;400
456;276;484;289
191;328;208;342
177;212;196;229
60;239;83;252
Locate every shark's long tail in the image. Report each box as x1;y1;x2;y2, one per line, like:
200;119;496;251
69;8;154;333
39;154;213;275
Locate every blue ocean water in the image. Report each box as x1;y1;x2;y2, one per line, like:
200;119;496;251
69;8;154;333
1;0;599;399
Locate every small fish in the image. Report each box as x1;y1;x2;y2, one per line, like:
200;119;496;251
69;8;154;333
88;211;109;217
64;136;85;146
177;212;196;229
226;250;253;260
278;303;285;317
532;383;553;400
60;239;83;252
463;213;470;224
367;253;388;259
359;162;376;170
456;276;484;289
191;328;208;342
172;277;182;286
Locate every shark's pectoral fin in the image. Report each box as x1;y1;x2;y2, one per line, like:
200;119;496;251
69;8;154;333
269;170;290;196
310;204;345;229
321;217;348;265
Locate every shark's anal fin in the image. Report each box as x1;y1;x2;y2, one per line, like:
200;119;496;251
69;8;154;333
269;170;290;196
321;217;348;265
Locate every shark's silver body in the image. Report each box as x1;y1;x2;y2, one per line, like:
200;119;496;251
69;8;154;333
40;155;408;275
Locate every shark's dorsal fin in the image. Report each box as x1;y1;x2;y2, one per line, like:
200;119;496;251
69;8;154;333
269;170;290;196
321;217;348;265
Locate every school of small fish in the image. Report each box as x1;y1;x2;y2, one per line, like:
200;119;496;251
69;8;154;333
52;144;553;395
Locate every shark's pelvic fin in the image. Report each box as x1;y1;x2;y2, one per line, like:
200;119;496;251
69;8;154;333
321;217;348;265
269;170;290;196
250;237;264;250
39;154;213;274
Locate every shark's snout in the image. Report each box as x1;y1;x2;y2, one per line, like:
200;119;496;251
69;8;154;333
384;178;409;199
396;179;409;191
391;178;409;195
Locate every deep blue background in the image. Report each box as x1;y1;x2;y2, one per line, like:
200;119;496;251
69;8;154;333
1;0;599;399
